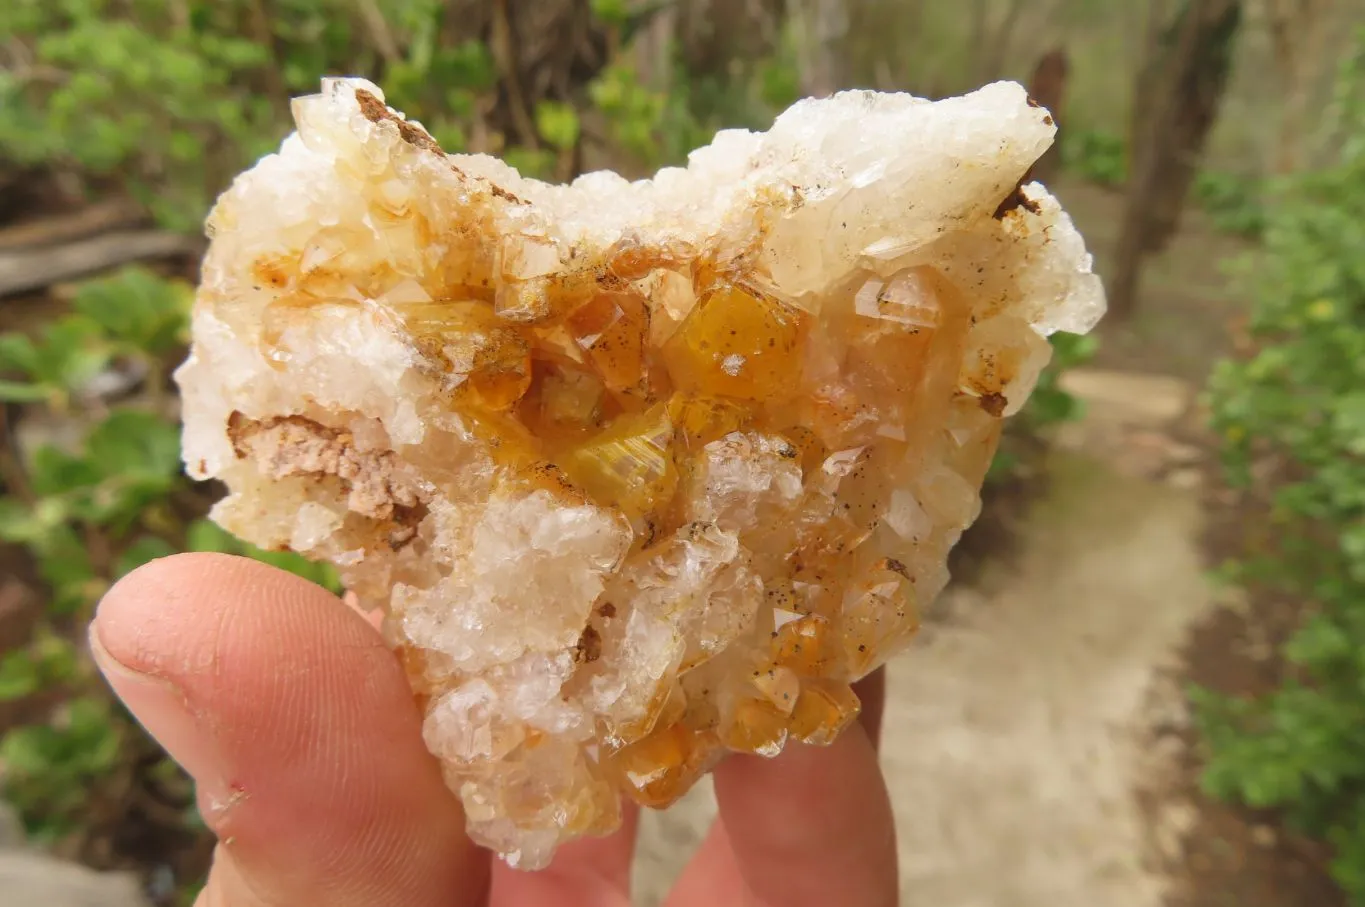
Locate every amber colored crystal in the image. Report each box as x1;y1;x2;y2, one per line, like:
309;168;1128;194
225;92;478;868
772;613;838;676
662;284;805;401
788;678;861;745
398;300;533;410
722;695;790;757
840;564;919;678
561;402;677;521
568;291;650;392
611;721;717;808
666;393;749;450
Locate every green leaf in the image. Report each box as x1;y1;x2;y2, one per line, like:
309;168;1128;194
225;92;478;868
0;333;42;377
248;547;342;594
71;265;191;355
27;446;100;496
0;650;41;701
0;629;82;701
186;520;341;593
85;409;182;480
115;535;177;578
0;497;47;544
32;317;113;392
590;0;629;27
0;379;51;402
186;518;240;554
1332;393;1365;456
34;525;98;615
535;101;580;152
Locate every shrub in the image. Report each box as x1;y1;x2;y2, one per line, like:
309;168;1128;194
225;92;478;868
1195;34;1365;902
988;331;1098;484
1062;127;1128;187
1194;169;1266;237
0;267;335;844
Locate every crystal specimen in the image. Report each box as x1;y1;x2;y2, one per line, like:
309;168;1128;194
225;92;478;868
176;77;1104;868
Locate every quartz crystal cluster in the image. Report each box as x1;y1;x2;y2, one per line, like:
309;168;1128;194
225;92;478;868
176;77;1104;868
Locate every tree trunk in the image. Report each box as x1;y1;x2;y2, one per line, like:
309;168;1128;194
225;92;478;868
442;0;608;152
792;0;851;96
980;0;1028;85
675;0;785;82
1266;0;1334;173
1025;48;1069;185
634;3;678;91
1109;0;1243;320
968;0;991;87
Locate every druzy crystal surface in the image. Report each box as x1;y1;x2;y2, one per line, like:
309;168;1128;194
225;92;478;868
176;78;1103;868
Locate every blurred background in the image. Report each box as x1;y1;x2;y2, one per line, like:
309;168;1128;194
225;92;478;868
0;1;1363;905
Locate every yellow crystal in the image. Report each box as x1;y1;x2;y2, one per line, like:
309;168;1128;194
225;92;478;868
789;678;862;745
561;402;678;523
567;290;650;393
610;721;717;809
722;695;790;757
662;284;805;401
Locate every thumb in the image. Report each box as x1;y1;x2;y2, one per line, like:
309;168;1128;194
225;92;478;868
90;553;488;907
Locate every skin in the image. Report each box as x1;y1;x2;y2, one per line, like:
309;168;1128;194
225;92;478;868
90;552;898;907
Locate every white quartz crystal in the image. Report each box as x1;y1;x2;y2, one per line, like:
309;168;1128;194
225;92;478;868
176;77;1103;868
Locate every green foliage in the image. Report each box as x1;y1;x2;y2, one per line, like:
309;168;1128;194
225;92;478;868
186;518;340;591
1195;36;1365;902
1194;170;1266;237
535;101;581;153
0;268;337;847
1062;128;1128;187
0;318;112;407
988;331;1098;484
0;1;548;228
1;0;784;228
588;63;679;168
0;629;80;702
70;266;192;357
589;0;630;28
1025;332;1098;428
0;1;284;230
2;697;123;841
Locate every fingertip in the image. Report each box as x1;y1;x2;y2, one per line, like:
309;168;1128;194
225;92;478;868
92;551;488;907
94;551;360;680
711;727;898;907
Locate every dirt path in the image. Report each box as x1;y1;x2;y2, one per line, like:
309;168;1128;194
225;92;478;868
633;370;1215;906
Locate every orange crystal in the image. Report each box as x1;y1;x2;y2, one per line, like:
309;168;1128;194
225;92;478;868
662;284;805;401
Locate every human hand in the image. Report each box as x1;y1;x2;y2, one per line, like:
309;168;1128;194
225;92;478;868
90;553;898;907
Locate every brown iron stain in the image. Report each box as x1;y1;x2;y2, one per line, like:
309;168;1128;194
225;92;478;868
355;88;444;155
355;87;528;205
978;392;1008;417
993;182;1042;220
575;625;603;664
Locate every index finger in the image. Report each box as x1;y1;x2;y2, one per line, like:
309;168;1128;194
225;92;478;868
668;723;899;907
